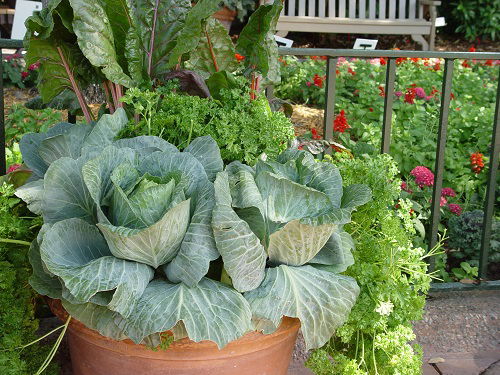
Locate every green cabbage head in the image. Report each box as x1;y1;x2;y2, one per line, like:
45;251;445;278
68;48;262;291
212;149;371;349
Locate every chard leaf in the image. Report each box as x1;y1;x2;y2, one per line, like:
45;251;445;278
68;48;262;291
25;39;93;103
98;199;191;268
165;181;219;286
212;172;266;292
184;135;223;182
162;70;211;98
43;156;96;224
62;300;127;341
69;0;134;87
205;70;239;100
187;17;238;77
244;265;359;350
116;278;253;348
267;220;336;266
132;0;191;77
236;0;282;79
41;218;154;318
310;231;355;273
167;0;222;66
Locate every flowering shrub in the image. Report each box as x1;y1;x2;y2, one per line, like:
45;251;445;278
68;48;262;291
275;55;497;219
2;54;38;89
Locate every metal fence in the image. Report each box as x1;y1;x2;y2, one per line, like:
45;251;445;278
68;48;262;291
1;39;499;289
272;47;500;290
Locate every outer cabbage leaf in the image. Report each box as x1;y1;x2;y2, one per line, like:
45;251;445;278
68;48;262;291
116;278;253;348
212;172;266;292
267;219;336;266
310;231;355;273
184;135;223;182
244;265;360;350
28;240;62;299
15;179;44;215
41;218;154;317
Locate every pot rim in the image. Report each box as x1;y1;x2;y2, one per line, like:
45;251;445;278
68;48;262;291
48;298;301;360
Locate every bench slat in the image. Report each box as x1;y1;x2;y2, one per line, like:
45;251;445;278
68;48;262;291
329;0;336;17
359;0;366;18
309;0;316;16
379;0;386;19
288;0;296;16
369;0;376;19
389;0;396;19
409;0;416;19
319;0;326;17
298;0;305;16
349;0;356;18
399;0;406;18
339;0;346;17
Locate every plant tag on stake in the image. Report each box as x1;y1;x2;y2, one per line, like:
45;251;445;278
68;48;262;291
274;35;294;48
353;39;378;50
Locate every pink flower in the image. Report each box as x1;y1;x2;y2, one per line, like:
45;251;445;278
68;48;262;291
430;196;447;207
410;166;434;188
414;87;427;99
21;71;29;79
401;181;413;193
7;164;21;173
394;91;403;97
306;81;312;87
448;204;462;216
441;187;456;197
28;62;40;71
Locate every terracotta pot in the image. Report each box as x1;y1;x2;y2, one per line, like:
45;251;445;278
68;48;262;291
213;6;237;30
49;299;300;375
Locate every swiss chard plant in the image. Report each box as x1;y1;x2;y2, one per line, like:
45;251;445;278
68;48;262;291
25;0;284;122
15;110;370;350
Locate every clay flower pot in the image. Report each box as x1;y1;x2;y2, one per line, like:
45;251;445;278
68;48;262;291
49;299;300;375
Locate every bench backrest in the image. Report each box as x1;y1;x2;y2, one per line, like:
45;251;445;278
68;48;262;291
279;0;425;20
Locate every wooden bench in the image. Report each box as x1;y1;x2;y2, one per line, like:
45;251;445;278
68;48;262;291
265;0;441;50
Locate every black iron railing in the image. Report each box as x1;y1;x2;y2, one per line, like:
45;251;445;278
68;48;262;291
272;48;500;290
1;40;499;289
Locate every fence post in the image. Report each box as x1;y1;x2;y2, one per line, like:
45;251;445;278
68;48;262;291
428;58;454;256
381;57;396;153
323;57;338;154
0;48;4;175
479;68;500;279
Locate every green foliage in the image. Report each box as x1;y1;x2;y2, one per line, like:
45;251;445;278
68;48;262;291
0;183;57;375
5;104;63;147
452;0;499;41
222;0;256;20
306;153;432;375
120;83;295;164
448;209;500;265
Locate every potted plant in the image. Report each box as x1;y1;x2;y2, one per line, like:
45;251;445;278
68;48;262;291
16;0;371;373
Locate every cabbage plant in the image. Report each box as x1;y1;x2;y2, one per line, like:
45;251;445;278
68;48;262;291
212;150;371;349
16;111;369;350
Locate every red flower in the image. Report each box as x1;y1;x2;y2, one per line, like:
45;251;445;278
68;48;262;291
348;67;356;76
311;128;321;140
485;60;493;66
313;74;324;88
450;92;455;100
441;187;456;197
21;71;29;79
310;56;320;60
470;152;485;174
369;107;373;112
378;85;385;97
7;163;21;173
336;69;340;75
410;166;434;188
401;181;413;193
411;57;419;63
433;62;441;71
333;110;350;133
379;57;387;65
28;62;40;71
462;60;471;68
235;53;245;62
396;57;406;65
468;46;476;52
404;88;416;104
320;56;328;60
448;204;462;216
